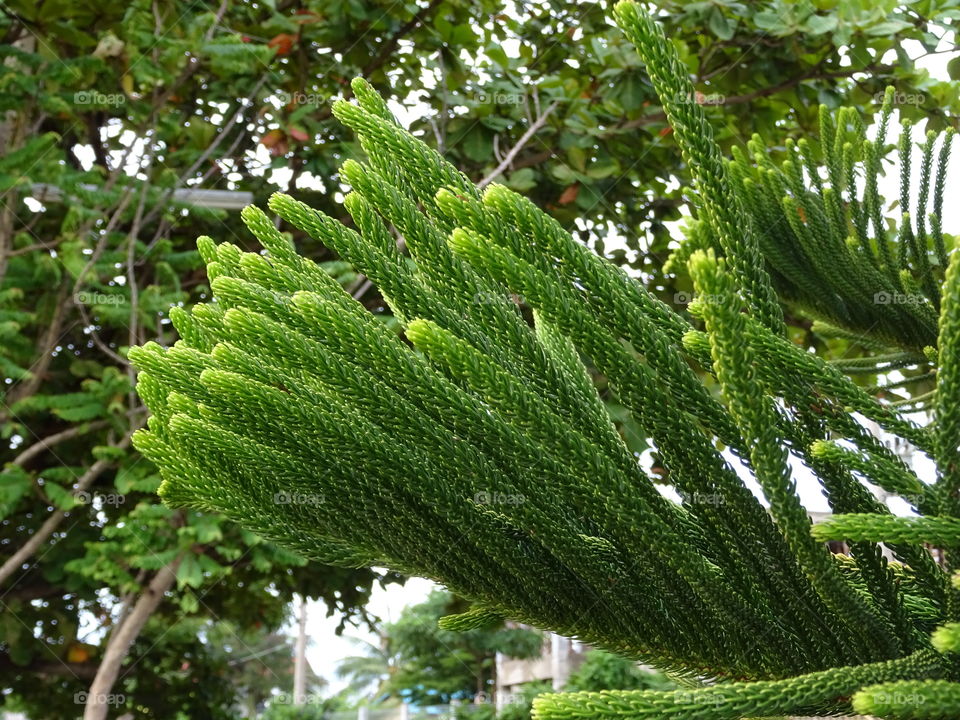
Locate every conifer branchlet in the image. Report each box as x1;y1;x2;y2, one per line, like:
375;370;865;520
133;3;960;716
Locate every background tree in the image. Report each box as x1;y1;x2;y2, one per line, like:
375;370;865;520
337;606;673;718
387;592;543;704
337;591;543;705
563;650;674;693
335;636;400;701
206;620;328;717
488;653;675;720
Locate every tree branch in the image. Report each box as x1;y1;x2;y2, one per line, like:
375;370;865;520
139;74;267;231
13;421;107;467
75;301;130;366
1;281;71;421
478;100;560;189
506;65;891;174
83;553;184;720
0;424;140;588
0;653;98;680
361;0;444;77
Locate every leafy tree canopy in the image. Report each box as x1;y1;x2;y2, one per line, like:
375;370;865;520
338;590;543;705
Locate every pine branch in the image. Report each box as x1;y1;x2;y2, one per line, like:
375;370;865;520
127;5;960;716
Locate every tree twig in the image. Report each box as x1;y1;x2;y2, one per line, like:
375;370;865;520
139;74;267;231
10;406;146;467
1;281;71;420
361;0;444;77
76;302;130;366
125;171;153;408
478;100;560;189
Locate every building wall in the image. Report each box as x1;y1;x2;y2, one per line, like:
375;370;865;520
495;632;586;708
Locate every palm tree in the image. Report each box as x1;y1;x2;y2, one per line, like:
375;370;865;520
335;635;399;703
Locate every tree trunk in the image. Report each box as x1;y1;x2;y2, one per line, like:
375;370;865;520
293;595;308;704
83;554;183;720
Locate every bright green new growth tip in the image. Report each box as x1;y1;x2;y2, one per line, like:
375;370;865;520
132;2;960;717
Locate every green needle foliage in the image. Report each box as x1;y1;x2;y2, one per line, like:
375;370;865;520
667;61;955;359
131;3;960;717
716;97;954;353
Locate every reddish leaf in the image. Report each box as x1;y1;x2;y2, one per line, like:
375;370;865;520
268;33;296;56
260;129;285;148
260;129;289;156
67;645;91;663
288;125;310;142
558;184;580;205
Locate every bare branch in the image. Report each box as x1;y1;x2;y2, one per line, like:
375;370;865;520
139;73;268;230
76;302;130;366
10;407;146;467
478;100;560;189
